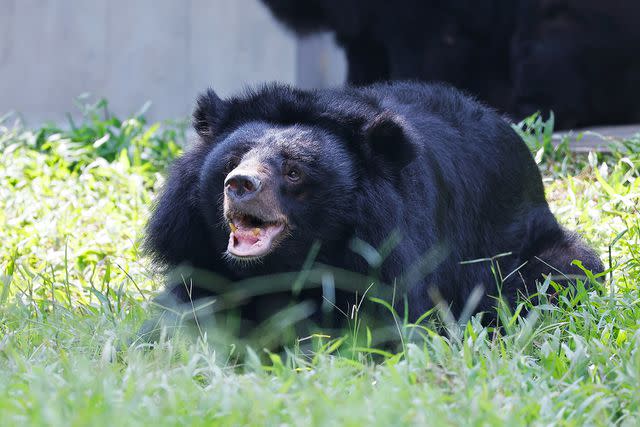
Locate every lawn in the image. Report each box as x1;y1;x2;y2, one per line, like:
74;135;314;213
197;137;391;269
1;100;639;426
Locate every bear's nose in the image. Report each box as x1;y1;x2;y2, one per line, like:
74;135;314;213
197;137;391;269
224;173;262;200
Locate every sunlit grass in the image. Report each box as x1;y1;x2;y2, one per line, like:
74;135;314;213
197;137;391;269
0;104;639;426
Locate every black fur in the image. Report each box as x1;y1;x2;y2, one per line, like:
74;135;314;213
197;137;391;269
146;82;603;328
261;0;640;129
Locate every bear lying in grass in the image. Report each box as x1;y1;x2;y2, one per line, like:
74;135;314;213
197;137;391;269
145;82;602;332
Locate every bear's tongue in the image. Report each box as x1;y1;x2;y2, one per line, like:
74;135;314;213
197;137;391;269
228;221;285;258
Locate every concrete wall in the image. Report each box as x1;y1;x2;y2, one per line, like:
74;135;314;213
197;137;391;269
0;0;346;124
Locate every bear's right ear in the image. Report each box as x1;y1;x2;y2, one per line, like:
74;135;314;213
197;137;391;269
362;112;416;169
193;89;226;140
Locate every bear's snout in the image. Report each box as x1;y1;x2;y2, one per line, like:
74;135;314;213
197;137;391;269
225;172;262;202
223;162;284;231
222;163;288;260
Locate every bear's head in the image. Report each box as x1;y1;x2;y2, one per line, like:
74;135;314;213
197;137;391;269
199;121;358;263
147;85;417;275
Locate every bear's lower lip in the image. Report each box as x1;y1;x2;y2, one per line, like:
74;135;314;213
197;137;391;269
227;218;285;258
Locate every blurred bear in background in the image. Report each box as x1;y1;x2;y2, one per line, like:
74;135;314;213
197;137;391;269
262;0;640;130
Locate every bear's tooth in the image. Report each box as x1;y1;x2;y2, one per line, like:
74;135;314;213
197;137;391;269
229;222;237;232
252;228;261;236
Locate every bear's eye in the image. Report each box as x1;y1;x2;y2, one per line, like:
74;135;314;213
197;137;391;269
286;168;301;183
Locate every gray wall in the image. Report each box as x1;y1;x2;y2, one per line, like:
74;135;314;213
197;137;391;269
0;0;346;124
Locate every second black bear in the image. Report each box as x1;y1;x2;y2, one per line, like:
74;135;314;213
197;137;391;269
261;0;640;129
146;82;603;328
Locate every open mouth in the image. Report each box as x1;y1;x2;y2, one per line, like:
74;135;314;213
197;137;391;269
227;213;286;258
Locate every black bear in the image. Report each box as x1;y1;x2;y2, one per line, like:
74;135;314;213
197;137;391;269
145;82;603;333
260;0;515;110
261;0;640;129
510;0;640;128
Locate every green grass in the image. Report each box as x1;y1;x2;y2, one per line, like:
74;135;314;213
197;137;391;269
1;101;639;426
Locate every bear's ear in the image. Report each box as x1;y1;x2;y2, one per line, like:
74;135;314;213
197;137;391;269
193;88;226;140
363;112;416;169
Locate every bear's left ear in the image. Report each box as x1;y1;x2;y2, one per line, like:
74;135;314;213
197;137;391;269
363;112;416;169
193;88;226;140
